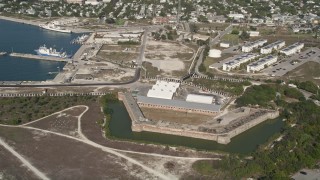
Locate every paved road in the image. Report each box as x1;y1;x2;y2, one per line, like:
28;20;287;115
137;29;149;67
263;47;320;77
195;47;206;76
210;24;233;46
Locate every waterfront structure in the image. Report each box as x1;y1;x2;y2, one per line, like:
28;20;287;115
39;23;72;33
147;81;180;100
222;53;259;71
260;40;286;54
242;39;267;52
247;55;278;72
186;94;213;104
280;42;304;56
137;96;221;115
93;31;142;44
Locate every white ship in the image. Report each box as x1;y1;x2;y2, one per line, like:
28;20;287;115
35;45;71;58
39;23;72;33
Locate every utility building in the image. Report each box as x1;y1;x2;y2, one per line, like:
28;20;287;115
186;94;214;104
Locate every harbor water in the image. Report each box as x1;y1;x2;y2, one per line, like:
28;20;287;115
0;19;81;81
109;102;285;154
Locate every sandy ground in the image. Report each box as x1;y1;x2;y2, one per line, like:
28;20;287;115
144;39;194;72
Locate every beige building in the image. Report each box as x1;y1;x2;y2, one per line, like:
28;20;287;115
66;0;84;4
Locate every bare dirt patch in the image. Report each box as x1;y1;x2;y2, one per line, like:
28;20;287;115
0;127;152;179
0;146;39;180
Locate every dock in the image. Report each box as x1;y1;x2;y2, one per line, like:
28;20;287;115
9;52;71;62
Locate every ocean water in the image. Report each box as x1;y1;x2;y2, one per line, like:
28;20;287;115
0;19;81;81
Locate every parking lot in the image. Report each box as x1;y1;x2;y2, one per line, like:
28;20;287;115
263;47;320;77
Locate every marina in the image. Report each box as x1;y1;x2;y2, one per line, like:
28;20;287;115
0;19;80;81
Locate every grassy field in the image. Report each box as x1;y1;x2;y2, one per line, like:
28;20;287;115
0;96;98;125
282;61;320;85
203;53;234;71
141;108;213;125
221;34;241;45
143;61;163;77
97;51;139;62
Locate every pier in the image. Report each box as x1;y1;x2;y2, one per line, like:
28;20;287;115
9;52;71;62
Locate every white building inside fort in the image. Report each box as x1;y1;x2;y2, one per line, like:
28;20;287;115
147;81;180;100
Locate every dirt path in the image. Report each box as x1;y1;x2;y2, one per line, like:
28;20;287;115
0;105;220;179
0;138;50;180
22;105;219;161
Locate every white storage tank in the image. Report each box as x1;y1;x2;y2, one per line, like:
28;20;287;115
209;49;222;58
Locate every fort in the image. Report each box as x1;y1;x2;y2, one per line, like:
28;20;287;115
118;92;279;144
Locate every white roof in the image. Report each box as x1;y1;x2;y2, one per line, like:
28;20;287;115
147;80;180;100
186;94;213;104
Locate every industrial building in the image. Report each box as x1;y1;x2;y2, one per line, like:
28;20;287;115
247;55;278;72
222;53;259;71
280;42;304;56
242;39;267;52
186;94;214;104
93;31;142;44
137;96;221;115
260;40;286;54
146;80;180;100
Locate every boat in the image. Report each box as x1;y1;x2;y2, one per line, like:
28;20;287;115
39;23;72;33
35;45;71;58
0;52;7;56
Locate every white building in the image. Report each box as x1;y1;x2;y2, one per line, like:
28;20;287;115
247;55;278;73
260;40;286;54
186;94;213;104
228;14;245;20
85;0;101;5
222;53;259;71
147;81;180;100
248;31;260;37
280;42;304;56
66;0;84;4
220;42;230;48
242;39;267;53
